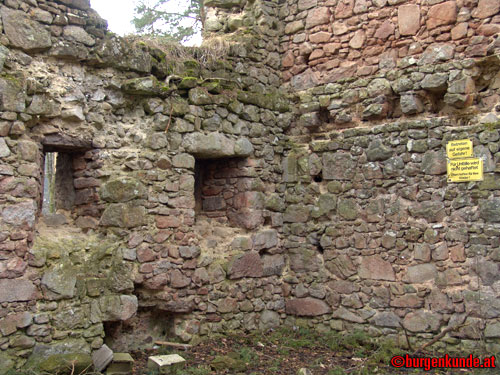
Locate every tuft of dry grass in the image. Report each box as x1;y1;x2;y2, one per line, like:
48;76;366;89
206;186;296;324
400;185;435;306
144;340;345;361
123;34;235;68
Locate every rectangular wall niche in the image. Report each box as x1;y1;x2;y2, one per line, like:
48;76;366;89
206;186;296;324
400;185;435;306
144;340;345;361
40;135;98;228
194;158;262;228
42;152;76;216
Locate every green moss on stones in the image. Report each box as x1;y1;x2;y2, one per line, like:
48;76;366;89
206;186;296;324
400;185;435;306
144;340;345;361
39;353;92;374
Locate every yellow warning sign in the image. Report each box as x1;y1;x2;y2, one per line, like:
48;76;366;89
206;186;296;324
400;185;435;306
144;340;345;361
446;139;473;159
447;158;483;182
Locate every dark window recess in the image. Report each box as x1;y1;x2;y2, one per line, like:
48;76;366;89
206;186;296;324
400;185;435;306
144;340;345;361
194;157;250;224
41;152;75;216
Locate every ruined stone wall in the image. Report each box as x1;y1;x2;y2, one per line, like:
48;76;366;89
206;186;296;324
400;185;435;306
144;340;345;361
273;0;500;358
0;0;289;370
0;0;500;372
280;117;500;352
281;0;500;87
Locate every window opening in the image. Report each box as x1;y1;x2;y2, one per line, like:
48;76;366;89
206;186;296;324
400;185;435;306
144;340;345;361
42;152;57;215
41;152;76;216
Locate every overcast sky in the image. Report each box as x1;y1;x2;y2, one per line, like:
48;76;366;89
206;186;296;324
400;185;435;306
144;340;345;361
90;0;137;36
89;0;202;45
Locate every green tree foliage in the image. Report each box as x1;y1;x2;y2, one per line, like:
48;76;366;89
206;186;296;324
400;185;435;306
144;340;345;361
133;0;205;43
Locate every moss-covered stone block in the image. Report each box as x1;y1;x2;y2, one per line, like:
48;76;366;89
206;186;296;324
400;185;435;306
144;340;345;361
38;353;92;374
122;76;161;95
178;76;198;89
100;204;146;228
211;354;246;372
100;177;147;203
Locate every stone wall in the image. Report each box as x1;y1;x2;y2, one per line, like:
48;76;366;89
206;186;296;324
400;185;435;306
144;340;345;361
0;0;289;370
280;117;500;352
281;0;500;88
0;0;500;372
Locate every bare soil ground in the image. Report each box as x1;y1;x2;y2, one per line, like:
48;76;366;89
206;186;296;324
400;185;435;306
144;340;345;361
130;328;498;375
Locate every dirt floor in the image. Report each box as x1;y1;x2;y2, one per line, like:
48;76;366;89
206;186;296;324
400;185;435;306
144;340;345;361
130;328;498;375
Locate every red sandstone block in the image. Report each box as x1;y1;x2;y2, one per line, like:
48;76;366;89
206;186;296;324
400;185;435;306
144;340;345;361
73;177;100;189
156;216;181;228
398;4;420;36
137;246;156;263
72;156;86;171
427;1;457;30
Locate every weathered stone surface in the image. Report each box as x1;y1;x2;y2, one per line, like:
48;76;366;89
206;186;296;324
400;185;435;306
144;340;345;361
57;0;92;10
476;260;500;286
184;133;253;158
179;245;201;259
92;344;113;373
262;254;285;276
398;4;420;36
485;322;500;338
1;7;52;51
228;208;264;230
391;294;423;308
284;204;310;223
0;352;14;375
427;1;457;29
337;198;359;221
479;198;500;222
404;264;437;283
331;306;365;323
419;44;455;65
403;310;441;332
473;0;500;18
218;297;238;313
0;138;10;158
100;177;147;202
11;335;36;349
366;139;392;161
285;20;304;34
335;0;354;18
252;230;279;250
98;295;138;321
400;94;423;114
286;298;331;316
188;87;212;105
0;279;37;303
0;46;9;73
367;79;392;97
290;248;321;273
39;353;92;375
326;254;356;279
259;310;280;331
227;251;263;279
170;269;191;288
41;267;77;299
305;7;330;28
0;316;17;336
323;153;356;180
422;150;447;175
2;201;37;228
359;255;395;281
312;194;337;218
283;154;298;182
409;201;445;222
122;76;161;95
421;74;448;92
370;312;401;328
100;204;146;228
349;30;365;49
172;153;195;169
63;26;95;46
96;37;152;73
464;290;500;319
375;20;395;39
0;76;26;113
